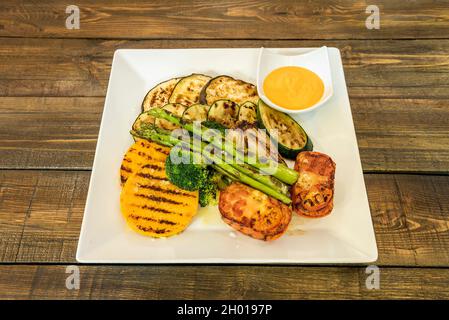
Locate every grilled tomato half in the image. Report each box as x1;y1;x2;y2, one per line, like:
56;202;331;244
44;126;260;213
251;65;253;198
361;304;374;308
292;151;336;218
219;182;292;241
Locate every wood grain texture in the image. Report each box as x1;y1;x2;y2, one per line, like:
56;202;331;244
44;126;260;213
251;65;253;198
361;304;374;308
0;170;86;262
0;97;103;170
2;96;448;172
1;38;449;172
1;170;449;266
1;0;449;40
1;264;449;299
1;38;449;99
352;98;449;173
1;0;449;301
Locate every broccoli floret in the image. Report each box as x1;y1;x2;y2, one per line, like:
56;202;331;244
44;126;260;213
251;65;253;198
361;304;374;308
198;171;219;207
166;146;224;207
165;147;209;191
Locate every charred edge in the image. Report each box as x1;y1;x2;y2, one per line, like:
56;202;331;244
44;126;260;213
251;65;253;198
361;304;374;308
224;215;287;239
120;165;132;173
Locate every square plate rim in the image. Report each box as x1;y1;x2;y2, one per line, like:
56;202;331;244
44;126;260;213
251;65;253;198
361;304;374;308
76;47;378;264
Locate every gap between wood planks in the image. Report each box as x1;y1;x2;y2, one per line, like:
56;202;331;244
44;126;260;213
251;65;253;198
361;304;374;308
3;36;449;41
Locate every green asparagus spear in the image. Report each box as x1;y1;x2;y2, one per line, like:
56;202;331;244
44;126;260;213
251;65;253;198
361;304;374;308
132;127;292;204
146;108;299;185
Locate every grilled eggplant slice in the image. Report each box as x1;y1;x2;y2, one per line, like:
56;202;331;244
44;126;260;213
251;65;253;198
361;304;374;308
119;140;170;184
236;101;257;128
154;103;187;131
257;100;312;159
181;104;208;123
219;182;292;241
292;152;336;218
120;153;199;238
169;74;211;106
141;77;182;111
200;75;259;106
207;99;240;128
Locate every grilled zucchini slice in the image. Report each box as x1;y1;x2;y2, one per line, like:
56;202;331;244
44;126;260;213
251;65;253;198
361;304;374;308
131;111;157;142
236;101;257;127
200;75;259;105
154;103;187;131
207;99;240;129
141;77;182;111
257;100;313;159
132;111;155;131
169;74;211;106
181;104;208;123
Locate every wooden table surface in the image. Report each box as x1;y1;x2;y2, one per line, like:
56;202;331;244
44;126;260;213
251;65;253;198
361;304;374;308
1;0;449;299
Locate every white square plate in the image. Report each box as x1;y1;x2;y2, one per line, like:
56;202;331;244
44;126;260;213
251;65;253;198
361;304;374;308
76;48;378;264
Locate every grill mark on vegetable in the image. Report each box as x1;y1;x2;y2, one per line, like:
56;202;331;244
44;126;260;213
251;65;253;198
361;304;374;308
137;184;196;198
154;146;170;155
138;141;167;152
141;163;164;172
129;203;183;216
137;151;155;161
120;165;132;173
150;94;157;106
136;224;169;234
135;193;185;205
136;172;167;181
128;214;178;226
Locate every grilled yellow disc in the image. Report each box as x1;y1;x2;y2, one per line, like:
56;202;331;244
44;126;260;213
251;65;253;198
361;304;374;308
120;157;199;238
120;140;170;184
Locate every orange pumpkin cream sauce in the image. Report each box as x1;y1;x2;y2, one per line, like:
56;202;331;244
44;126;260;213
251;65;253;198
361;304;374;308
263;66;324;110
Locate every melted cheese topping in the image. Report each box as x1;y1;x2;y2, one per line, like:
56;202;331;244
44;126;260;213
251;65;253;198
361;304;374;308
263;66;324;110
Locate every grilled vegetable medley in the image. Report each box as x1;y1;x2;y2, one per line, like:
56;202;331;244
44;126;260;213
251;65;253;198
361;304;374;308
119;73;336;241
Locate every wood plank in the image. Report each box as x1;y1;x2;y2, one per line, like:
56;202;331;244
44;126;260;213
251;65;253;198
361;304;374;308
1;0;449;40
352;98;449;173
365;174;449;266
2;96;448;173
1;264;449;299
0;97;103;170
1;170;449;266
1;38;449;99
0;170;86;262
